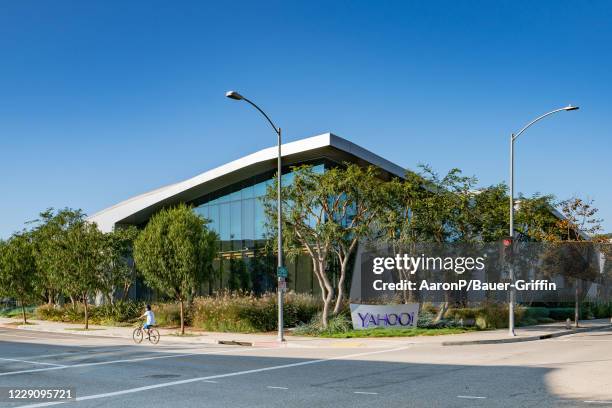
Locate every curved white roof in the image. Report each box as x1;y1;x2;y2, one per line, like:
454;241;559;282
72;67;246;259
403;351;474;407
88;133;406;232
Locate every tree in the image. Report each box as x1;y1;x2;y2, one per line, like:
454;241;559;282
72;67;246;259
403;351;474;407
556;197;603;327
29;208;108;329
30;208;86;305
99;226;139;303
0;232;37;323
514;194;561;242
557;197;603;241
265;164;385;328
133;204;217;334
61;219;107;329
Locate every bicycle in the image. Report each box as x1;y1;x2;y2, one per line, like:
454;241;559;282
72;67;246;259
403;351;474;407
133;325;160;344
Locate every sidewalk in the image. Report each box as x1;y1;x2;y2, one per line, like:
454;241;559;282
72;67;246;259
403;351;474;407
1;317;609;348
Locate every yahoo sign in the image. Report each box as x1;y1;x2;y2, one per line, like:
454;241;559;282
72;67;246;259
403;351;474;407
350;303;419;330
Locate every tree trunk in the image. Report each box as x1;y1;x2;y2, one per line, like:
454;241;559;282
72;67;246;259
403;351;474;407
574;281;580;328
20;299;27;324
179;299;185;335
84;294;89;330
333;268;346;315
121;282;132;302
434;271;451;322
322;290;334;329
435;302;449;322
316;258;334;329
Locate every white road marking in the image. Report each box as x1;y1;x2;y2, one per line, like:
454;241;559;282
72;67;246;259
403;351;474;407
584;401;612;404
202;380;218;383
0;346;274;377
0;357;65;367
15;346;412;408
267;386;288;390
353;391;378;395
457;395;487;399
6;349;125;360
0;332;45;340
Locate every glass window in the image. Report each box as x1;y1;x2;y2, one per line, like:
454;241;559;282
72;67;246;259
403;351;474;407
242;198;255;241
191;161;327;248
281;171;294;186
208;204;219;234
229;190;241;202
219;203;230;241
200;206;210;221
230;201;241;241
254;197;267;239
241;184;254;199
254;180;267;197
217;193;230;204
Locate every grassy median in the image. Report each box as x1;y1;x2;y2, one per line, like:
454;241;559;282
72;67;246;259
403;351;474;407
319;327;478;338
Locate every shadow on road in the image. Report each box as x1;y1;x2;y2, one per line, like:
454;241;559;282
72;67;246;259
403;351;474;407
0;335;602;408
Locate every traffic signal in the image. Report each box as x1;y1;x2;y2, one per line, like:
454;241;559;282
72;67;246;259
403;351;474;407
502;237;513;263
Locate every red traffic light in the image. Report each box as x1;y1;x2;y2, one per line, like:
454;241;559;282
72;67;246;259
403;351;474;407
502;237;513;247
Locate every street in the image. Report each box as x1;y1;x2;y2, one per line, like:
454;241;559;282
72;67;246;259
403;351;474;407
0;327;610;407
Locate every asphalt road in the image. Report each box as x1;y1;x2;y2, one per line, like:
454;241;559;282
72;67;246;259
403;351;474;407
0;326;611;407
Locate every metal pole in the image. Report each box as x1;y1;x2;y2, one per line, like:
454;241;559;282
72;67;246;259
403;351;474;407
228;94;285;342
504;105;578;337
508;133;516;336
277;127;285;342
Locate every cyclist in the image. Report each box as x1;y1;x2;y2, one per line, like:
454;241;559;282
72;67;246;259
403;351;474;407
139;305;156;339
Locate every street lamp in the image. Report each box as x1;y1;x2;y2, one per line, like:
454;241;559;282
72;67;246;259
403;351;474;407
508;104;579;336
226;90;286;342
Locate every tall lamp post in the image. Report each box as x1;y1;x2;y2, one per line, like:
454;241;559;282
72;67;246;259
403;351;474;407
226;90;285;342
508;104;579;336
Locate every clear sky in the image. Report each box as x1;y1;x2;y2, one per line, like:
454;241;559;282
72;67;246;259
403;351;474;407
1;1;610;238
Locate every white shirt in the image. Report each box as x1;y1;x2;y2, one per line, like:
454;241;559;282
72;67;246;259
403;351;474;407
145;310;155;325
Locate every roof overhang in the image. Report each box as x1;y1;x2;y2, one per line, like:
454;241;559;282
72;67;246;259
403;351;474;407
88;133;406;232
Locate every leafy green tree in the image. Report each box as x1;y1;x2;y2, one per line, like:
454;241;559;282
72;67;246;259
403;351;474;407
0;232;37;323
61;219;107;329
469;183;508;242
28;208;108;328
99;226;139;303
30;208;86;305
514;194;560;241
265;164;385;327
133;204;217;334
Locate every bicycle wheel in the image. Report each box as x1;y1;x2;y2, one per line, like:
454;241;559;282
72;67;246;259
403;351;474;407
149;328;160;344
133;327;144;344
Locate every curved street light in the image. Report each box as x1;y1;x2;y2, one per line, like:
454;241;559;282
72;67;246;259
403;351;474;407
226;91;285;343
508;105;579;336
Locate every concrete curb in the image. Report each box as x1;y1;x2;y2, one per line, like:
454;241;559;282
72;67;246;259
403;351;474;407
442;324;611;346
0;321;299;348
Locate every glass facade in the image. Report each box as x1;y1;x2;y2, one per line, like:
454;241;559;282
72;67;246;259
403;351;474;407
193;164;323;251
191;163;325;294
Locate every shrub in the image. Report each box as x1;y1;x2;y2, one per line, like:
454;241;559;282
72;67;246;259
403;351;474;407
548;308;575;321
35;304;66;321
447;308;477;321
36;302;143;325
590;302;612;319
153;303;184;327
0;306;36;319
293;313;352;336
191;291;321;333
90;301;144;324
523;307;550;321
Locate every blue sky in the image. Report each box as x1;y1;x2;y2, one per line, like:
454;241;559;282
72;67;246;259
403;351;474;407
1;1;611;237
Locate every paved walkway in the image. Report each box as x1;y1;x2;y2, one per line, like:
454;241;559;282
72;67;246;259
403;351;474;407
0;317;609;348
